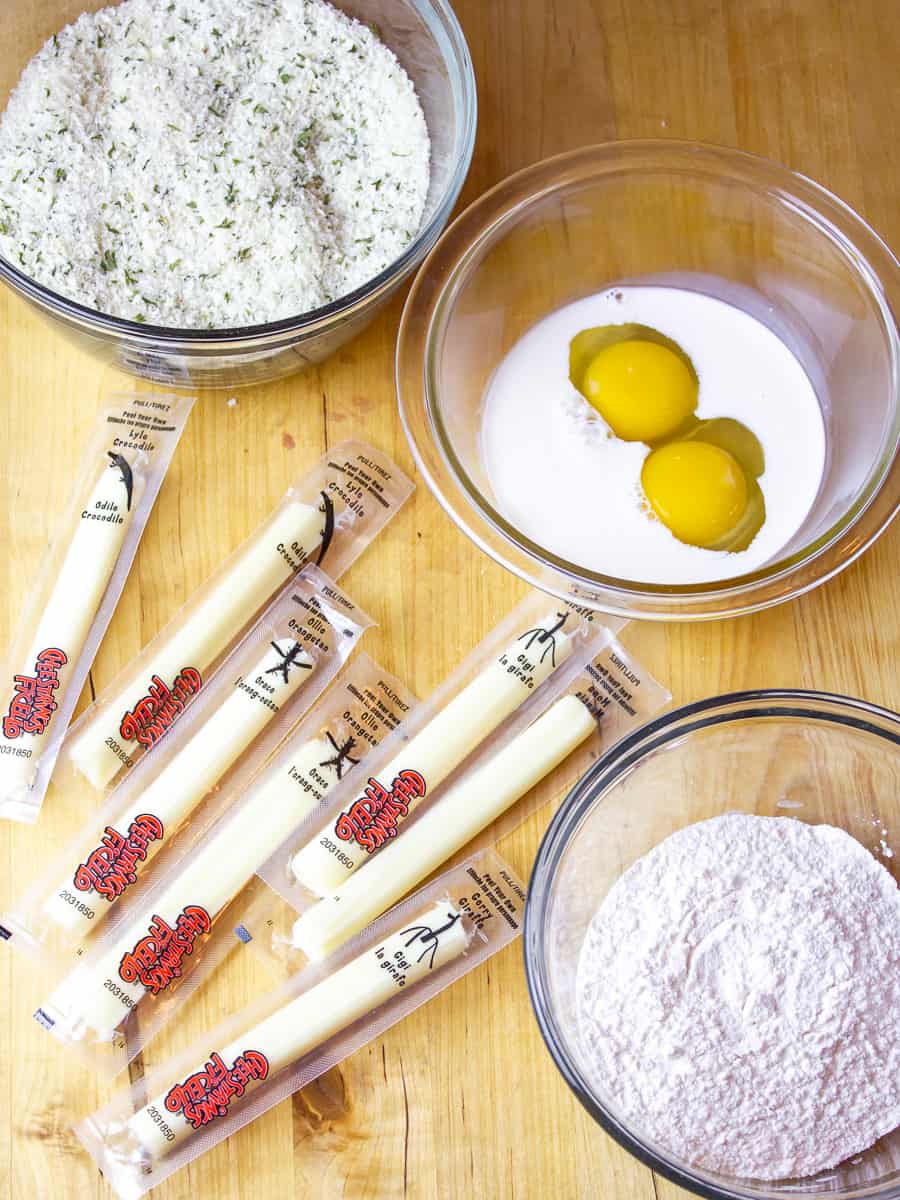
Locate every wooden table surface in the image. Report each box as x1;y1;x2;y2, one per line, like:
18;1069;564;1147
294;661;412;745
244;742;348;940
2;1;898;1197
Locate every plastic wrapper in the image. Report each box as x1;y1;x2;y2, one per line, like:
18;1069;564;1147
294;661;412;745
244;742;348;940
23;655;415;1073
257;629;669;964
0;568;371;1043
287;597;607;897
61;441;412;793
0;394;195;823
75;849;525;1200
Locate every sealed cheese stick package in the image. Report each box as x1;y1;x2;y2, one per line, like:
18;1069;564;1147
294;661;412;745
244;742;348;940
288;595;609;898
0;394;194;823
61;442;412;794
74;849;525;1200
33;655;416;1073
0;567;371;966
288;633;670;961
292;696;594;960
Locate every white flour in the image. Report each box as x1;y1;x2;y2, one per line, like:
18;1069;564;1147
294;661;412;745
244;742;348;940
0;0;430;328
576;814;900;1180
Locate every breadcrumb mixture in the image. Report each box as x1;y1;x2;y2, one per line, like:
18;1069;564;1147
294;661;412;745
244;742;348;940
0;0;431;328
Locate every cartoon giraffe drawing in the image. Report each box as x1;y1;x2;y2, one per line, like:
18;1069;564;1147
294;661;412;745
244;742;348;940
400;911;463;969
517;610;569;668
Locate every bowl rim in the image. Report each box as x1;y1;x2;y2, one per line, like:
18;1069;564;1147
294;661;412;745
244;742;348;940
396;139;900;620
0;0;477;345
523;686;900;1200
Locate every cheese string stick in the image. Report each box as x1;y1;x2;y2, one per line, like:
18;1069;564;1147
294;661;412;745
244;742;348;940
43;639;316;940
40;732;353;1042
67;498;330;790
0;453;138;799
126;899;472;1160
290;611;575;895
293;695;596;961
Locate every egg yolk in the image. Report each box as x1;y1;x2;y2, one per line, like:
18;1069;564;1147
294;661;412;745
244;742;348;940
582;339;697;442
641;440;748;549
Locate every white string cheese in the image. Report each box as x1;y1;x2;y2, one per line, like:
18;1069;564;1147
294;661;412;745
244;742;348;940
293;695;595;960
41;733;343;1041
127;899;471;1159
43;639;315;940
290;613;575;896
67;499;326;790
0;455;137;805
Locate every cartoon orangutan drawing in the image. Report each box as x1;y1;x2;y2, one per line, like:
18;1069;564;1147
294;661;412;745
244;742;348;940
319;730;361;780
264;641;311;685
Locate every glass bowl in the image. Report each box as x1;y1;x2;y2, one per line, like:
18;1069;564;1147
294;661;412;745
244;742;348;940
397;141;900;620
0;0;476;388
524;689;900;1200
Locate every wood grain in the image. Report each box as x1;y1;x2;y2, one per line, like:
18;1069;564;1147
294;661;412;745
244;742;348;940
1;2;898;1198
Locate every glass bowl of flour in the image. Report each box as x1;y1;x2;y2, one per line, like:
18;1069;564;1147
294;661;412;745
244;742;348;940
524;689;900;1200
0;0;476;387
397;141;900;620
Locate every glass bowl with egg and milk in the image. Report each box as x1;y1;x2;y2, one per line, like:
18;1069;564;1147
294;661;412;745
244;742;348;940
524;689;900;1200
397;141;900;619
0;0;475;387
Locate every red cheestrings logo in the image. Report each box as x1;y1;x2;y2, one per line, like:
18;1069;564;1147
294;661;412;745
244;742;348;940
334;770;426;853
118;905;211;995
2;648;68;739
119;668;202;748
73;814;164;900
164;1050;270;1130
